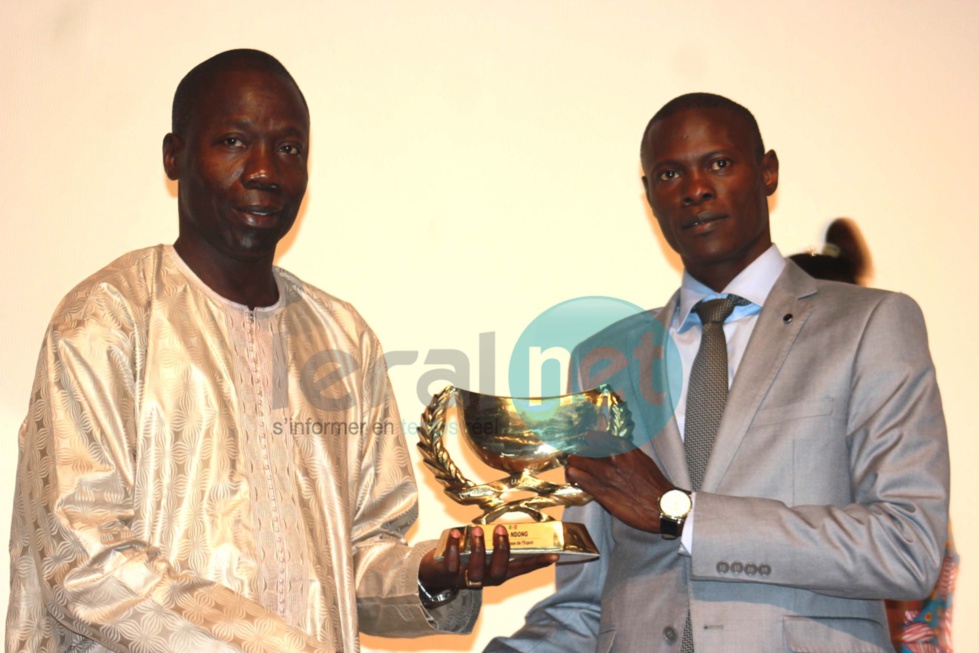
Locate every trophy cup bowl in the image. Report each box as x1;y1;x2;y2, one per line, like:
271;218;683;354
417;384;632;563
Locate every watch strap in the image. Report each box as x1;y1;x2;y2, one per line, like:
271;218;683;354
418;579;460;609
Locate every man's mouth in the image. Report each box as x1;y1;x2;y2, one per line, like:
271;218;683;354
682;212;726;231
236;205;285;226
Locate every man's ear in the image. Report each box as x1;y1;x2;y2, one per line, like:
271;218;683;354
762;149;779;196
163;133;182;181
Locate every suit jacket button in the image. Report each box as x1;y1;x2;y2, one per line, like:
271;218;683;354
663;626;678;642
745;563;758;575
731;561;744;574
716;561;729;573
759;564;771;576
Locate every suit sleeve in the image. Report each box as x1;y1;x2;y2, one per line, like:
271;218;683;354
7;289;331;653
483;500;612;653
691;292;949;600
351;332;480;636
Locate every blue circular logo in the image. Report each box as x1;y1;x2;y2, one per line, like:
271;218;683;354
508;296;680;457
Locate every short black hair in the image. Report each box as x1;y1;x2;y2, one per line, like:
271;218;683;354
640;92;764;171
171;49;308;136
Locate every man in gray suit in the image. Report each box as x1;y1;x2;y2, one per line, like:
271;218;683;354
486;93;949;652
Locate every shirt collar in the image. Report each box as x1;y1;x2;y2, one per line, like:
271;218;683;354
675;244;786;331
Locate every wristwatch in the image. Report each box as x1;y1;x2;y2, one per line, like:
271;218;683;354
418;580;459;609
658;488;692;540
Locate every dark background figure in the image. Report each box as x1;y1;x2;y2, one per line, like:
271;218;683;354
789;218;871;285
792;218;957;653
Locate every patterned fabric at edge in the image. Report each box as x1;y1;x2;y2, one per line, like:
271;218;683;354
896;535;958;653
6;245;479;653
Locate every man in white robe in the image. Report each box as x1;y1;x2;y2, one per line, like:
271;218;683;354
6;49;553;653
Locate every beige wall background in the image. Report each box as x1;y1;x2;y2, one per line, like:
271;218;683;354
1;2;976;651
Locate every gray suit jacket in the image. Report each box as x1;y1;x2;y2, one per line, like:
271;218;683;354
487;262;949;653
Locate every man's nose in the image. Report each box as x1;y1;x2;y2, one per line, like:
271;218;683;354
681;171;714;206
242;143;281;190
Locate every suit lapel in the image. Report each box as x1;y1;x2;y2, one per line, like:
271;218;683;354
631;291;691;489
700;262;818;492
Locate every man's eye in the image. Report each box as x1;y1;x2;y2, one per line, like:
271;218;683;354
280;144;302;156
710;159;731;171
658;170;678;181
223;137;245;148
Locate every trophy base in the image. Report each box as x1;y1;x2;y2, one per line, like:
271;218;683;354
434;522;599;563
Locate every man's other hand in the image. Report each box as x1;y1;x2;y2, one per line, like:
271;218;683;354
418;526;558;592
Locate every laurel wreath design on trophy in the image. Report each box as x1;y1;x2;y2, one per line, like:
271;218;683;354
417;384;632;524
417;386;474;490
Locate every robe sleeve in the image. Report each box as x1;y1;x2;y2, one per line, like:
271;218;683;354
351;331;481;637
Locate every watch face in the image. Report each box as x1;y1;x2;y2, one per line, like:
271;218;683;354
660;489;692;518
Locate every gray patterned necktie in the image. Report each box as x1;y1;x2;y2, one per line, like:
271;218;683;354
680;294;748;653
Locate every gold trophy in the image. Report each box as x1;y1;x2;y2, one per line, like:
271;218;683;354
417;384;632;562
